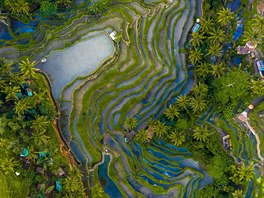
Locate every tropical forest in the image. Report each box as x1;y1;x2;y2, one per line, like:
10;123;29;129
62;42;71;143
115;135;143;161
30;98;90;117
0;0;264;197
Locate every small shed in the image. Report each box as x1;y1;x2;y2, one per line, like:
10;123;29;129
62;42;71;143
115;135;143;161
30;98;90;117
146;127;154;142
246;41;256;50
192;23;200;33
26;88;33;96
124;130;137;143
20;148;29;157
110;31;117;40
222;135;232;149
55;180;62;192
257;60;264;77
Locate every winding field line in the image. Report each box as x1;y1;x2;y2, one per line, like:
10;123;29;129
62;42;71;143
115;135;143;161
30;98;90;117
238;112;264;162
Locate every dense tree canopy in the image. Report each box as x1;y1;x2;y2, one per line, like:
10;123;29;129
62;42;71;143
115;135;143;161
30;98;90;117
212;68;250;107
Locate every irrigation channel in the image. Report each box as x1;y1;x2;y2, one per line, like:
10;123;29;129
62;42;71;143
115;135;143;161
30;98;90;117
1;0;257;197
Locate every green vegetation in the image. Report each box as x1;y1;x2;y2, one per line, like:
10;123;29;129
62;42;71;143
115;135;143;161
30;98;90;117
1;0;264;197
0;57;85;197
1;0;74;19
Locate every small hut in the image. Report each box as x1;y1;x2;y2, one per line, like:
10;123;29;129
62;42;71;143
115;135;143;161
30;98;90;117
124;130;136;143
146;127;154;142
26;88;33;96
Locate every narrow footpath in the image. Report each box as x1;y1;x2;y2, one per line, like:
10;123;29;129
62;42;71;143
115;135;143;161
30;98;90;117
238;111;264;162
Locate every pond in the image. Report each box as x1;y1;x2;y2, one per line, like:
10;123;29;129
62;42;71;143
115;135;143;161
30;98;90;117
37;33;115;99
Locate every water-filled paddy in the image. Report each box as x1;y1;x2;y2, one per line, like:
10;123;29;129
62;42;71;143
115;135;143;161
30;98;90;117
37;33;114;99
98;155;123;198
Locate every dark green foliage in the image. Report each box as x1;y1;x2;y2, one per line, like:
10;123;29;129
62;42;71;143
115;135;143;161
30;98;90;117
212;68;250;106
0;57;85;197
88;0;111;15
40;1;58;17
212;68;252;117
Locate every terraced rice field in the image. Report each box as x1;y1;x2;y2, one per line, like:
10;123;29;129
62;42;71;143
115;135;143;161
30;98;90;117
37;32;115;99
0;0;217;196
65;0;197;160
43;0;217;196
196;105;263;196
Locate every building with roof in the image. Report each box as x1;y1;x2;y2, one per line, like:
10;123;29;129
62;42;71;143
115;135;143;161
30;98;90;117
192;23;200;33
110;31;117;40
237;41;257;54
257;60;264;77
257;0;264;16
26;88;33;96
146;127;154;142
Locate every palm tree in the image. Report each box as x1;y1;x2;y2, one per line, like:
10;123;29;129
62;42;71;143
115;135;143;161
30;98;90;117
3;86;20;101
164;105;180;121
193;125;210;142
63;172;85;197
0;58;14;78
0;79;6;89
63;175;80;194
33;89;47;104
195;62;210;78
31;131;50;146
237;163;254;182
19;58;37;79
243;27;263;44
4;0;30;16
217;7;234;26
135;128;148;143
124;116;138;130
207;42;222;57
14;99;30;117
0;138;13;155
200;17;214;33
192;82;208;97
148;116;157;126
152;120;169;138
232;190;244;198
252;14;264;32
189;48;203;64
190;32;205;47
31;115;50;133
189;96;207;113
0;157;18;175
209;28;225;44
250;79;264;96
175;95;189;110
230;163;254;184
168;130;185;146
9;74;23;86
210;63;226;78
91;184;104;198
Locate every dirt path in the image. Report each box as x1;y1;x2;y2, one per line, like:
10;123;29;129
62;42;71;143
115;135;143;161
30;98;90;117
238;111;264;162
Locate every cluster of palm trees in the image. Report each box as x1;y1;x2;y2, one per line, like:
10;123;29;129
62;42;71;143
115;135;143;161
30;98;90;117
0;57;86;197
243;15;264;45
128;82;211;146
229;163;254;184
188;8;235;78
3;0;30;16
1;0;74;18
